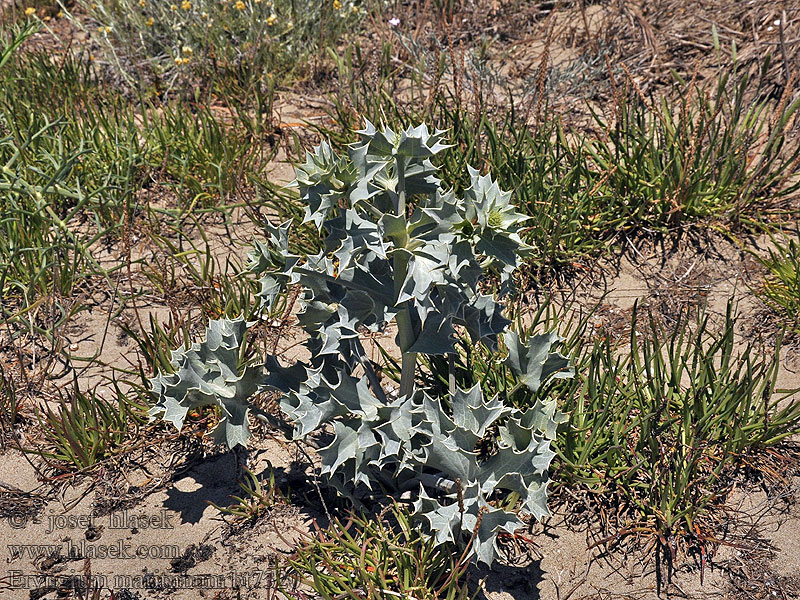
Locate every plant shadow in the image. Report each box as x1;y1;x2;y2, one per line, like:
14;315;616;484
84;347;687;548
163;451;243;524
473;559;545;599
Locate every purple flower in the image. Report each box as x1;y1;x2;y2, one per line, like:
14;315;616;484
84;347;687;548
388;17;400;27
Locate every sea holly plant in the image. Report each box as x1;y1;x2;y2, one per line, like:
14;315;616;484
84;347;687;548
149;122;573;565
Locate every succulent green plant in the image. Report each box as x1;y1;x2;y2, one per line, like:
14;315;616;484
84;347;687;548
149;122;573;565
289;504;475;600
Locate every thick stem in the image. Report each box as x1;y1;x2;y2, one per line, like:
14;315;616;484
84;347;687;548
392;155;418;398
394;250;418;398
395;154;407;216
399;353;417;398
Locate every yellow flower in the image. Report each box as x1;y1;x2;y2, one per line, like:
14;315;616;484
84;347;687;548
145;16;154;25
57;10;63;17
24;6;36;15
181;45;192;55
333;0;341;9
234;0;245;9
181;0;191;9
265;13;276;25
174;56;183;65
138;0;145;6
170;3;177;9
201;11;208;18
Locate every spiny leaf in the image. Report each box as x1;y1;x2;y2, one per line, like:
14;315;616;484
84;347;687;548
504;330;574;393
149;317;260;449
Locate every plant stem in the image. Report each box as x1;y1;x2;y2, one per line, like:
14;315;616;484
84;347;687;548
399;351;417;398
394;246;417;397
392;154;418;398
395;154;407;216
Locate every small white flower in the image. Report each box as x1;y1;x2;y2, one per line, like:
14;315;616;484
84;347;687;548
388;17;399;26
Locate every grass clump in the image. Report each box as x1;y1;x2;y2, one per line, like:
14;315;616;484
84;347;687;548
0;31;276;330
35;381;148;471
436;299;800;564
72;0;377;94
589;67;800;230
288;506;475;600
0;24;104;308
0;111;110;308
1;35;276;218
751;232;800;335
210;464;287;522
0;370;23;449
557;304;800;526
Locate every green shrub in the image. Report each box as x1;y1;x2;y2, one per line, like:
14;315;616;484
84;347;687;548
148;122;573;565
